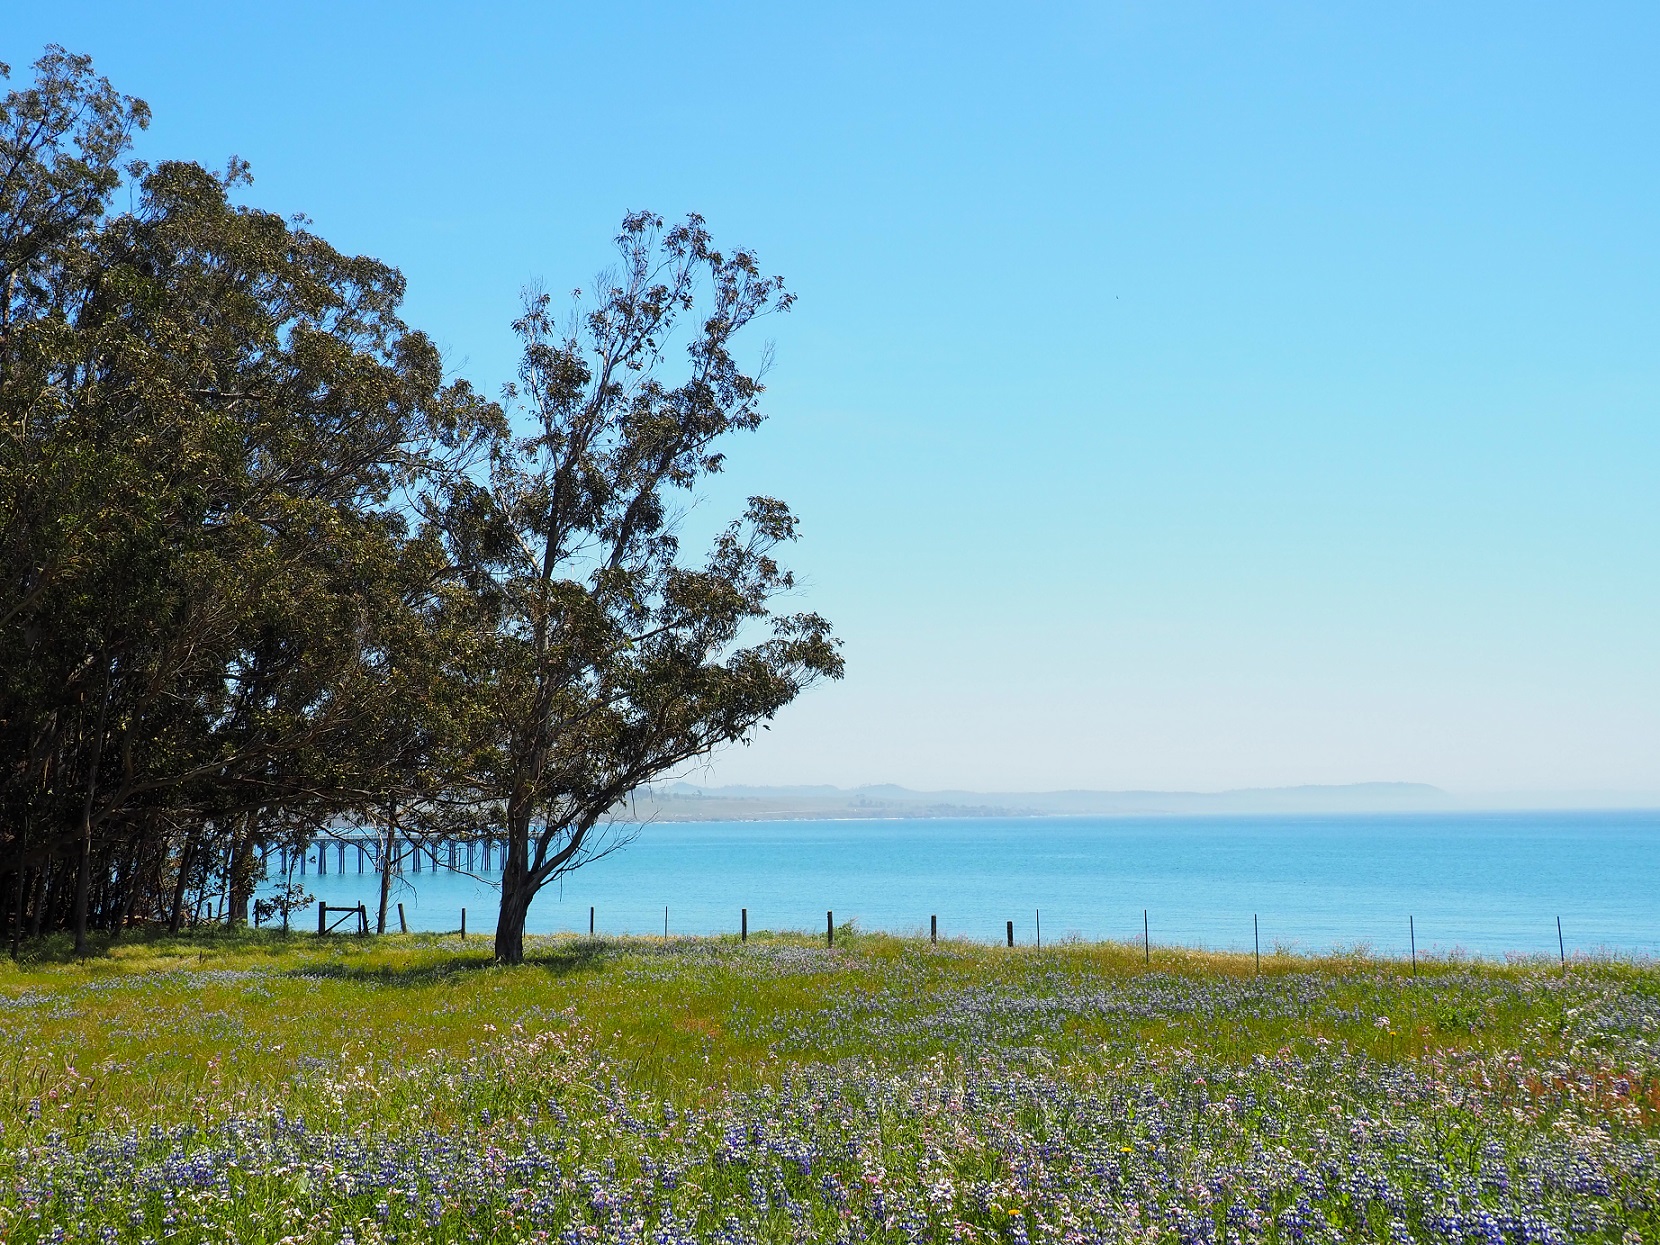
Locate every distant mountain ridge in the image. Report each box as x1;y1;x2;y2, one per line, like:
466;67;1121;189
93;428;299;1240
625;781;1455;822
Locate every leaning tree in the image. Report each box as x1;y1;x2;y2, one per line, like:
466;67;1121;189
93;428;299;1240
436;212;841;963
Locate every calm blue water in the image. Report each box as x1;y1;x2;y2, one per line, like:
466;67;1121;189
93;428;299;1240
270;811;1659;959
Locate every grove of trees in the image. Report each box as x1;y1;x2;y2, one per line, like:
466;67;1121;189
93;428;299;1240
0;48;841;963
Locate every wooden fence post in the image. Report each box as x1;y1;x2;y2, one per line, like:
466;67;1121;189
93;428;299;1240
397;902;407;934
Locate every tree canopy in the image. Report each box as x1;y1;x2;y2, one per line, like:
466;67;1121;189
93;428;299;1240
0;47;839;960
440;214;842;962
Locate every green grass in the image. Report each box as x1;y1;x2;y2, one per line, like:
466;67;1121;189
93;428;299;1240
3;928;1653;1106
3;930;1658;1242
0;931;1618;1090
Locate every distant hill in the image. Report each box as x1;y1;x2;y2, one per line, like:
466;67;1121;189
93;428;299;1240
621;781;1455;822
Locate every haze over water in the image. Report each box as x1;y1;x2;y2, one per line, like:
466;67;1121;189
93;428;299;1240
283;810;1655;959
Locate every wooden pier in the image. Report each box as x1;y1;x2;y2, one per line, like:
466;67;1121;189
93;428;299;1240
261;835;511;878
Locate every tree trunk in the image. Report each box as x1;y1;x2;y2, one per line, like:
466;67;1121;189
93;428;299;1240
227;811;259;927
494;817;535;964
107;840;138;935
9;809;27;957
10;864;26;958
168;837;195;934
494;870;534;964
116;845;142;934
28;864;46;937
376;807;397;935
72;674;112;957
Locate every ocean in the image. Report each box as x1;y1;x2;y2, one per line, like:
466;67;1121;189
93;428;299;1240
275;810;1657;959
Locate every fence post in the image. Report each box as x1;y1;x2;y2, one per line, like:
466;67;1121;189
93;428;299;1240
1144;910;1149;964
1558;916;1566;973
460;907;466;940
1254;913;1260;974
1410;915;1417;977
357;903;367;935
589;905;595;937
1036;909;1041;949
397;902;407;934
318;903;326;936
931;914;937;944
1006;920;1013;947
741;908;747;942
827;910;834;948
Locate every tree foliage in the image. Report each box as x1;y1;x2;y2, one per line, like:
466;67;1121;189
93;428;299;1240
437;214;842;962
0;49;838;960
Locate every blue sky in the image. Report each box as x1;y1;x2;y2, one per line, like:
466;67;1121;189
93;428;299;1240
13;3;1659;795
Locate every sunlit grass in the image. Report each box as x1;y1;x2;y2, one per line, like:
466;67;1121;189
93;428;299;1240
3;930;1657;1241
3;927;1646;1111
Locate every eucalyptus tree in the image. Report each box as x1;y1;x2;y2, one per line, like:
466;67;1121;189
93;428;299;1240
0;46;153;950
0;47;498;949
1;48;840;960
440;213;841;964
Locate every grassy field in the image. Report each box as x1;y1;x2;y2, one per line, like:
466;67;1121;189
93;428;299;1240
2;929;1657;1243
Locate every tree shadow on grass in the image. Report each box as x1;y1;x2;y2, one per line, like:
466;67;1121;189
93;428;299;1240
11;924;303;967
286;938;619;987
9;928;624;985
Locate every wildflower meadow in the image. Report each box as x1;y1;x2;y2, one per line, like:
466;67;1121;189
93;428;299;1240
2;931;1656;1243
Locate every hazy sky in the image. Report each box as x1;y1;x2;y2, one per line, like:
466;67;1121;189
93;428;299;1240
14;3;1659;795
